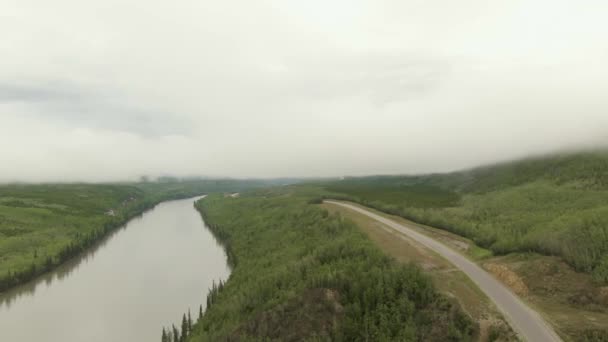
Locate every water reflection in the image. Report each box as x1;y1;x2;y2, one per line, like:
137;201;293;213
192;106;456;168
0;197;230;342
0;222;133;309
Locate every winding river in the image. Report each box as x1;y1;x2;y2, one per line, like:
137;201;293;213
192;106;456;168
0;196;230;342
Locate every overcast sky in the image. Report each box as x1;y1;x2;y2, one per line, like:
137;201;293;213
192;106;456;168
2;0;608;181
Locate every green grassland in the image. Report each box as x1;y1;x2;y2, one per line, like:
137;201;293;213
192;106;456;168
0;179;267;292
319;150;608;284
182;189;474;341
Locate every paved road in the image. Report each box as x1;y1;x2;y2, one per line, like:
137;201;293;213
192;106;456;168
325;200;562;342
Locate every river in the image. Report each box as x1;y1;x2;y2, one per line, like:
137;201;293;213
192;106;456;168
0;196;230;342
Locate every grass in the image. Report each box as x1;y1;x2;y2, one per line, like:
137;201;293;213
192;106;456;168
469;245;493;260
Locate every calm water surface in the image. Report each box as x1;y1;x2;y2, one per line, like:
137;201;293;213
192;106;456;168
0;197;230;342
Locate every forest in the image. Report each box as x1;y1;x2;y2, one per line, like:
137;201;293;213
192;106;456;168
177;189;474;341
0;179;268;291
320;150;608;283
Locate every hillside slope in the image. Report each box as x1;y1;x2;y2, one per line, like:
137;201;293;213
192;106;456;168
323;150;608;283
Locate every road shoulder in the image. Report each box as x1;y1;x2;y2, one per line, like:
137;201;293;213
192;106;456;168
322;202;518;342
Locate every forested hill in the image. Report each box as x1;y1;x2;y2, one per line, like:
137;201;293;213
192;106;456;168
322;150;608;283
330;150;608;192
437;150;608;193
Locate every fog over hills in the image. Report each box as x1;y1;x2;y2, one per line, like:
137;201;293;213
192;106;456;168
2;0;608;181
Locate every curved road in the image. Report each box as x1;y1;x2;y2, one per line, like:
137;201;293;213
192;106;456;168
325;201;562;342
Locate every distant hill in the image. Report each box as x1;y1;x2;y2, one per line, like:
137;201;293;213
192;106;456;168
322;150;608;283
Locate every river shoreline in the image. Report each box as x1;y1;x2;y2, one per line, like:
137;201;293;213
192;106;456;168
0;192;206;295
0;196;231;342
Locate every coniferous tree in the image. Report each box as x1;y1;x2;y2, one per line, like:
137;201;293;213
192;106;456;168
198;304;203;321
188;309;193;333
181;313;189;341
172;324;179;342
161;328;168;342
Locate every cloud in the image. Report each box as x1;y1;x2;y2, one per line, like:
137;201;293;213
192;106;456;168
1;0;608;181
0;82;83;103
0;81;193;137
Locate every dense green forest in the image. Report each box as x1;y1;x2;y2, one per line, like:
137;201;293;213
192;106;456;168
0;179;268;291
178;190;474;341
320;150;608;283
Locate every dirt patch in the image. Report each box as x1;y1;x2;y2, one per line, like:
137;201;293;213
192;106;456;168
323;289;344;314
596;287;608;306
567;288;608;308
449;239;471;251
487;254;608;339
478;318;518;342
505;255;608;310
571;286;608;308
484;263;529;297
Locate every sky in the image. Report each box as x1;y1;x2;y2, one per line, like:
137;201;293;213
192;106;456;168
1;0;608;181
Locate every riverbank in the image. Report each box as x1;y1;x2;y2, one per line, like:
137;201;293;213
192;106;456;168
0;180;263;293
0;196;230;342
0;184;144;292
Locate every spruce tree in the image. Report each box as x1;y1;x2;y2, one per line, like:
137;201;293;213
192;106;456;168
187;309;193;333
161;328;168;342
181;313;188;341
172;324;179;342
198;304;203;321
